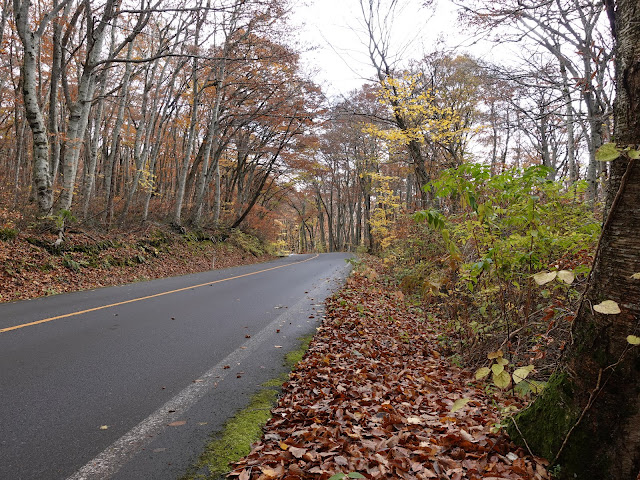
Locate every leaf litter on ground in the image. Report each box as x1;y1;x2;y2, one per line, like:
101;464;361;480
229;263;550;480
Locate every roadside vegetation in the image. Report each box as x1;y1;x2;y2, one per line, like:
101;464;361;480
222;164;600;479
0;206;277;303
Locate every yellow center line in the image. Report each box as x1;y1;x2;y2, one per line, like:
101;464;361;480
0;254;320;334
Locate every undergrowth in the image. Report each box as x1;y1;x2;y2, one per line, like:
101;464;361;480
382;164;600;387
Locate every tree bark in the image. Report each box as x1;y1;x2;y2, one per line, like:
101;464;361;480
59;0;117;212
13;0;54;214
508;1;640;477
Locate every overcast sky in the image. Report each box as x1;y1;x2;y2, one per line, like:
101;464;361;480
289;0;471;99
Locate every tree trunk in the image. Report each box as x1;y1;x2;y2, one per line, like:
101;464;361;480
103;41;133;224
13;1;53;214
508;2;640;477
59;0;116;212
560;60;577;185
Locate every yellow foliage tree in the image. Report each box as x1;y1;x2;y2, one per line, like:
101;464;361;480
368;171;402;251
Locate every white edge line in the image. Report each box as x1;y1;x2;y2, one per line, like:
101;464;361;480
66;265;349;480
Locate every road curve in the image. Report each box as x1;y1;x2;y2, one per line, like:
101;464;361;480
0;253;352;480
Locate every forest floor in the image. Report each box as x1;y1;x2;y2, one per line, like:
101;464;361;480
0;223;274;303
228;257;552;480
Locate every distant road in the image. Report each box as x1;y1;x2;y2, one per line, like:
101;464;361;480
0;253;352;480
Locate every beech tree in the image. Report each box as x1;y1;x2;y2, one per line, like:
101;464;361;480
508;1;640;477
458;0;613;201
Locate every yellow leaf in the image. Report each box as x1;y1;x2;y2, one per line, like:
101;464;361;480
475;367;491;380
627;335;640;345
496;357;509;366
487;350;503;359
259;466;278;478
279;441;289;450
595;142;621;161
513;365;535;384
557;270;575;285
593;300;621;314
491;363;505;376
533;271;557;285
450;397;471;413
630;273;640;280
493;370;511;389
99;425;109;430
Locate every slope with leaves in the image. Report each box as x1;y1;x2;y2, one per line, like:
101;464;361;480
228;258;550;480
0;225;274;303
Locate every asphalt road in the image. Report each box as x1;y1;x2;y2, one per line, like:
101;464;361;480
0;253;352;480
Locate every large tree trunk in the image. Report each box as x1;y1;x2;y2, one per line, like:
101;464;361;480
508;1;640;478
13;0;53;214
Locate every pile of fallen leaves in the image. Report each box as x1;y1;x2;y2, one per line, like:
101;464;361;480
229;264;551;480
0;226;272;303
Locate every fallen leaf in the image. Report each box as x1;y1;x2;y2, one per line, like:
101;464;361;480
168;420;186;427
289;446;306;458
450;397;471;413
99;425;108;430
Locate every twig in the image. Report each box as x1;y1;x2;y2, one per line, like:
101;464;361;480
552;368;602;464
510;415;535;459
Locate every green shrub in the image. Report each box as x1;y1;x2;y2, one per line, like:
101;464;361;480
383;164;600;369
0;227;18;241
229;229;265;256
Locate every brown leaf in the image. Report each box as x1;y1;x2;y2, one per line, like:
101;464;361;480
288;446;306;458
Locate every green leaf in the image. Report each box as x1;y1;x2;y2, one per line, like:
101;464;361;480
627;149;640;160
491;363;505;376
596;142;621;161
533;271;557;285
348;474;366;479
493;370;511;389
514;379;546;396
450;397;471;413
593;300;621;314
475;367;491;380
512;365;535;384
496;357;509;366
627;335;640;345
328;475;346;480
